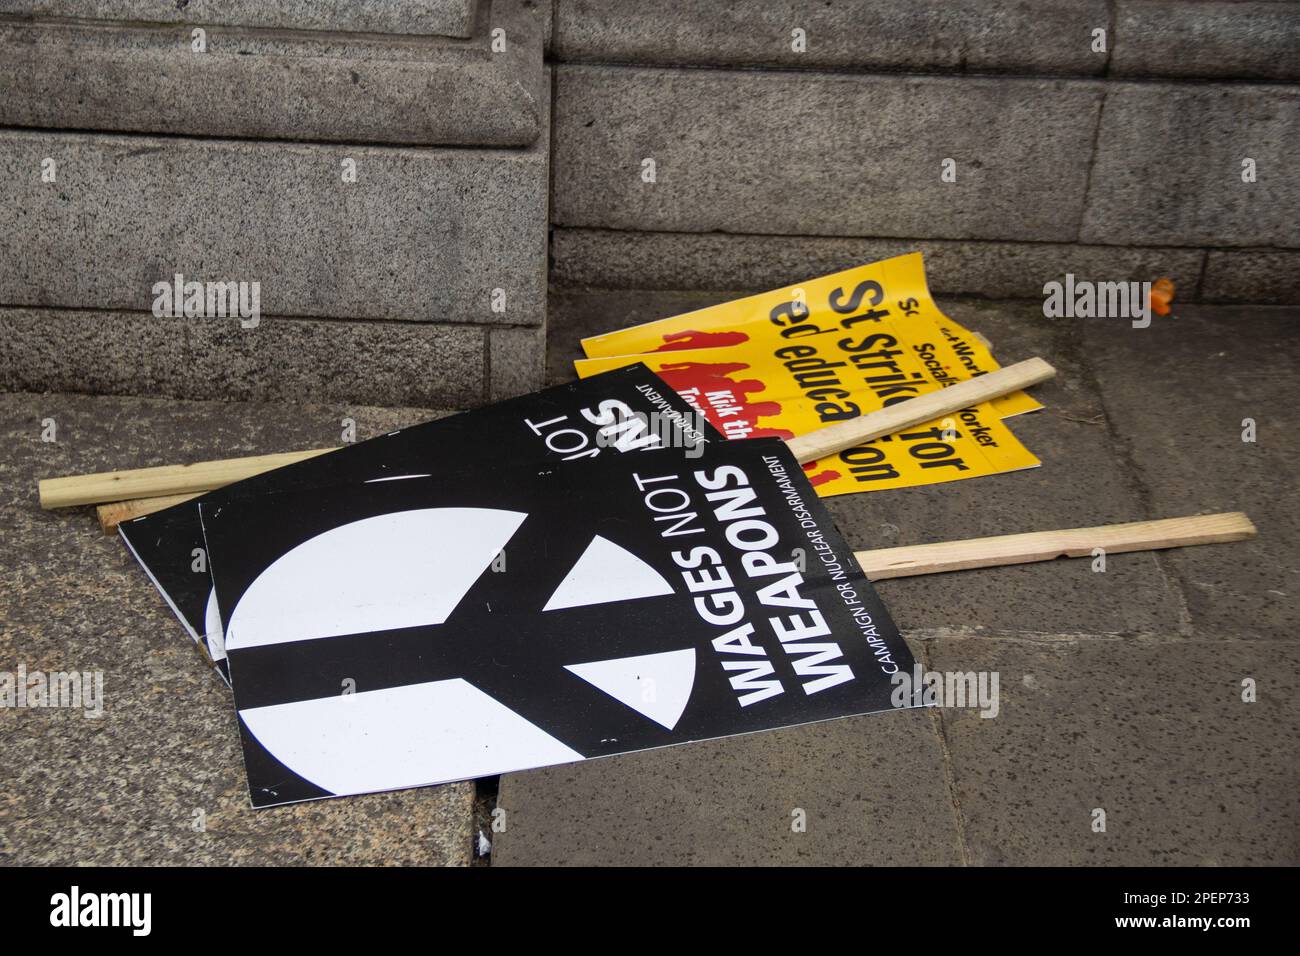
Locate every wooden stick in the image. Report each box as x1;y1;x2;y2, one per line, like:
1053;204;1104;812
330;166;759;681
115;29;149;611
41;357;1054;509
96;493;203;533
855;512;1255;581
39;448;337;510
786;357;1054;464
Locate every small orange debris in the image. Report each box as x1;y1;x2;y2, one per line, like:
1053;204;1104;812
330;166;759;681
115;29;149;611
1151;278;1175;316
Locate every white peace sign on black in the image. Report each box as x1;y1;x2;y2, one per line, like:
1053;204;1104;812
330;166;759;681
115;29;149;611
226;507;697;798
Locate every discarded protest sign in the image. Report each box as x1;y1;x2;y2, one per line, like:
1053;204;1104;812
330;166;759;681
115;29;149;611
120;365;717;682
576;335;1039;495
575;254;1041;496
581;252;1040;416
202;437;911;807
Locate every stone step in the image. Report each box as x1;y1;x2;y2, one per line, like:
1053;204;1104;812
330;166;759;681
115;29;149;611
1079;82;1300;249
1113;0;1300;82
0;0;476;37
0;307;491;408
0;0;545;147
554;65;1101;244
0;306;542;407
0;125;547;324
0;72;550;405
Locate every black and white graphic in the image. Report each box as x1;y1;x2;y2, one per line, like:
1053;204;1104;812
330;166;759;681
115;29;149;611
202;438;912;807
119;365;717;683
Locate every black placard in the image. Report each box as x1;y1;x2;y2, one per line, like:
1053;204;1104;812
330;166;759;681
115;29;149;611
119;365;719;682
202;436;912;807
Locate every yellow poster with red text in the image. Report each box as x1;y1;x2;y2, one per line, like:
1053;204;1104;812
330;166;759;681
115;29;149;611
581;252;1042;419
576;253;1042;497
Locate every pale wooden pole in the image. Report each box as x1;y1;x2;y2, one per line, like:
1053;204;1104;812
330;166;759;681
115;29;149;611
786;358;1054;464
49;358;1055;510
40;448;336;510
855;513;1256;580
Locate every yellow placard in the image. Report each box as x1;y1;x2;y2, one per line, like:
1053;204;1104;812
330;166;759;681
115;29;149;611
580;252;1042;418
575;329;1041;498
576;253;1043;496
922;315;1041;418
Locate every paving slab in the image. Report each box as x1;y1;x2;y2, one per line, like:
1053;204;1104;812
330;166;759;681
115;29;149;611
4;297;1292;866
927;634;1300;865
0;392;474;865
494;703;962;866
493;291;1287;866
1083;305;1300;642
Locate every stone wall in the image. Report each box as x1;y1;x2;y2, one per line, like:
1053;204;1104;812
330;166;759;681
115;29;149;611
0;0;551;406
549;0;1300;305
2;1;1296;407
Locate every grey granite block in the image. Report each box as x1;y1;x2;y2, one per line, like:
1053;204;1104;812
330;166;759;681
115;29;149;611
1201;249;1300;305
546;288;744;385
493;704;962;866
0;307;487;408
553;0;1108;76
929;635;1300;865
0;1;545;146
0;0;475;37
0;127;547;326
0;391;473;865
1113;0;1300;81
489;325;546;400
1080;83;1300;249
553;66;1102;243
551;228;1208;300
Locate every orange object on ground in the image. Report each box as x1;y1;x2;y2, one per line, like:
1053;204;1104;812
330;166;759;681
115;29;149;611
1151;278;1175;316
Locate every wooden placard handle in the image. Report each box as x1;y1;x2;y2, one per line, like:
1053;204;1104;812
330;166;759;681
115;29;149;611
43;358;1052;510
854;512;1256;581
96;490;1254;586
39;448;336;510
785;357;1055;465
96;493;203;533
